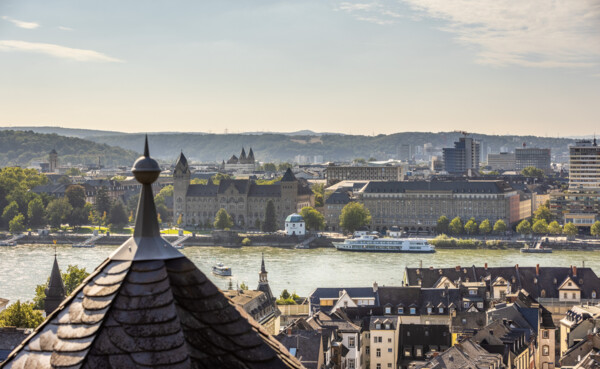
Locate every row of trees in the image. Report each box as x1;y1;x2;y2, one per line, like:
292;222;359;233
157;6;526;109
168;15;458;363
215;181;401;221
436;216;508;235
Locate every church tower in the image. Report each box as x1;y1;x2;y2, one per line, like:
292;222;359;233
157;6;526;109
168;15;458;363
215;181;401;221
257;253;274;301
44;254;65;316
49;149;58;173
173;151;190;225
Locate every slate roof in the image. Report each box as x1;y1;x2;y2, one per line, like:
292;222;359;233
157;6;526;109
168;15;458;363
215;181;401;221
31;183;67;196
416;339;502;369
248;184;281;197
324;190;351;205
275;331;322;369
218;179;250;194
363;180;514;194
1;137;303;369
377;287;462;315
281;168;297;182
186;183;219;196
174;151;188;169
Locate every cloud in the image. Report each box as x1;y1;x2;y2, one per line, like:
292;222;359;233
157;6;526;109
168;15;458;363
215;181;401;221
336;0;600;68
335;1;406;25
0;40;122;62
58;26;74;31
1;16;39;29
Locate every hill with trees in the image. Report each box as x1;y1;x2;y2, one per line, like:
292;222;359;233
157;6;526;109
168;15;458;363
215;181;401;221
0;130;140;167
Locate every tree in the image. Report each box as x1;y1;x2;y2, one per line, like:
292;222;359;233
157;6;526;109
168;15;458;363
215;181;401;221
70;206;90;228
548;221;562;235
479;219;492;235
521;166;545;178
516;220;531;235
276;289;298;305
464;218;478;235
312;183;325;208
33;265;90;310
27;197;46;228
65;167;82;176
95;187;111;218
66;185;86;209
436;216;450;234
214;208;233;230
109;201;128;229
176;214;183;227
591;221;600;237
493;219;507;234
563;222;578;237
339;202;371;234
46;198;73;228
262;163;277;172
532;219;549;234
300;206;325;231
533;205;552;223
211;173;232;185
262;200;278;232
277;162;292;171
448;217;463;235
2;201;19;228
0;300;44;328
9;213;25;233
239;282;248;290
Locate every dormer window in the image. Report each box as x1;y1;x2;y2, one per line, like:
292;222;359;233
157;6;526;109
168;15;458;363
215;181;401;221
427;307;432;314
385;324;390;329
439;307;444;314
376;323;381;329
385;307;391;314
410;307;416;315
592;291;597;299
398;307;404;314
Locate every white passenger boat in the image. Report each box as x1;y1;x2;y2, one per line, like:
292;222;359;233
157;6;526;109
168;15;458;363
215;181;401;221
333;235;435;253
212;263;232;276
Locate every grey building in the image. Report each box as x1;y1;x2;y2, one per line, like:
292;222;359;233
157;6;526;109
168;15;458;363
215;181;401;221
443;137;480;175
515;147;552;174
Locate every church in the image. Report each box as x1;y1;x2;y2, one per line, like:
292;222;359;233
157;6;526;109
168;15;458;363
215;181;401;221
174;151;314;228
222;147;257;173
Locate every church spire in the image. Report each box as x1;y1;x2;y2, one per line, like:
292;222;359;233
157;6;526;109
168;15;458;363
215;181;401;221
44;255;65;316
257;254;273;301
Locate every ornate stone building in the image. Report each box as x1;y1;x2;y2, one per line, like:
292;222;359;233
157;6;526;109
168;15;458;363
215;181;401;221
174;152;313;228
223;147;257;172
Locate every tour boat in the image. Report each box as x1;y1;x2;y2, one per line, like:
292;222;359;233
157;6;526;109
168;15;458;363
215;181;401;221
212;263;233;276
520;240;552;253
333;234;435;253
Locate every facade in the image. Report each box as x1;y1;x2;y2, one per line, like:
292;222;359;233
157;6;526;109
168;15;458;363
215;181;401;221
559;305;600;357
568;140;600;191
359;180;520;232
488;152;516;171
443;137;480;175
174;152;313;228
48;149;58;173
515;147;552;174
325;165;406;186
223;147;257;173
369;316;399;369
285;214;305;236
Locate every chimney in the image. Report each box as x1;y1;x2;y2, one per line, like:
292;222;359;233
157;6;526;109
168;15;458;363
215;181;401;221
455;265;460;271
536;264;540;276
373;282;378;293
484;263;488;270
429;266;433;270
287;328;292;337
515;264;519;271
573;265;577;277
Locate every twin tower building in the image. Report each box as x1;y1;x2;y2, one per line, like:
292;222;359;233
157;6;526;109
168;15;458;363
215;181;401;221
173;151;314;228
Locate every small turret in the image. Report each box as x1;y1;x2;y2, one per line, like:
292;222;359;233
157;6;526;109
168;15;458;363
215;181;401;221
44;255;65;316
248;148;255;163
257;253;274;301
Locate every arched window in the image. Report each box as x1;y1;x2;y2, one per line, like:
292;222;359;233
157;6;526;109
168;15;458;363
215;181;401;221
592;290;597;299
541;289;546;298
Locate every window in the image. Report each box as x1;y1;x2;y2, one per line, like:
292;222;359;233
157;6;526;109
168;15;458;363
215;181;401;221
376;349;381;357
416;347;423;357
427;307;432;314
376;323;381;329
404;348;411;357
464;302;470;308
377;364;381;369
388;364;392;368
572;293;576;299
543;346;549;356
593;291;597;299
469;289;476;295
348;359;355;369
410;307;416;314
385;307;391;314
388;338;392;343
385;324;390;329
366;346;370;355
398;307;404;314
349;337;355;348
378;337;383;343
388;348;392;353
477;302;484;309
439;307;444;314
542;330;549;339
564;292;567;299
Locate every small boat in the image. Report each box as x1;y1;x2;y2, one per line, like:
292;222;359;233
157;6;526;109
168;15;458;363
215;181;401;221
212;263;232;276
0;241;16;246
520;239;552;253
72;243;95;248
333;234;435;253
173;244;184;250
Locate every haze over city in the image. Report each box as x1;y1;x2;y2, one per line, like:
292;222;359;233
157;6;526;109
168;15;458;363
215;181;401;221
0;0;599;136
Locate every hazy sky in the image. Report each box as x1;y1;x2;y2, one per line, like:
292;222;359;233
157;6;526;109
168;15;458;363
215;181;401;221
0;0;598;136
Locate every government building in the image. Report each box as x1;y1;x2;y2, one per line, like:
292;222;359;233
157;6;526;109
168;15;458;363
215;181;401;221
173;152;314;228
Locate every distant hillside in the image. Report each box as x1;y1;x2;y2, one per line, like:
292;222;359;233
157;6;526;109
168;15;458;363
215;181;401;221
0;130;140;167
0;126;126;138
86;132;577;164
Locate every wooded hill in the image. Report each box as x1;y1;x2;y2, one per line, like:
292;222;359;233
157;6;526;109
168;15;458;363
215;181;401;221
0;130;140;167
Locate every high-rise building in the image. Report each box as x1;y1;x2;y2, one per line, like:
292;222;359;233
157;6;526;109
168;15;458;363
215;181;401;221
515;146;552;174
442;137;480;174
398;144;414;162
568;139;600;191
487;152;516;171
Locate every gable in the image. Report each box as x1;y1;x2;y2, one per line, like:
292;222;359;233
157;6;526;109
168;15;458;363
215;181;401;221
558;277;581;291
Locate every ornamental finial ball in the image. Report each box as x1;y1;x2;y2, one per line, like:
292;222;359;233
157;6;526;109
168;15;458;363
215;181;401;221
131;135;161;185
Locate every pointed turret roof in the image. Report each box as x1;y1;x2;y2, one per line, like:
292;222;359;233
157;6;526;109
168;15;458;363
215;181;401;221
45;256;65;299
2;135;303;369
261;253;266;273
240;147;247;160
174;150;188;169
281;167;297;182
248;148;255;161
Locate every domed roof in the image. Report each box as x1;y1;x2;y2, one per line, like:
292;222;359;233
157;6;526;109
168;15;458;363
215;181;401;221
285;213;304;223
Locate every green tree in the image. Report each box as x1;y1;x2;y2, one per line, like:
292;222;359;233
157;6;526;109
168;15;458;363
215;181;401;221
109;201;128;229
9;213;25;233
176;213;183;227
65;167;82;176
0;300;44;328
591;221;600;237
448;217;463;235
521;166;545;178
70;206;90;228
276;289;298;305
479;219;492;235
312;183;325;208
464;218;478;235
563;222;578;237
239;282;248;290
533;205;552;223
66;185;86;209
493;219;507;234
532;219;549;234
2;201;19;228
33;265;90;310
27;197;46;228
516;220;532;235
94;187;111;218
262;200;278;232
278;162;292;171
548;221;562;235
46;198;73;228
300;206;325;231
214;208;233;230
436;216;450;234
262;163;277;172
211;173;232;185
339;202;371;234
353;158;367;165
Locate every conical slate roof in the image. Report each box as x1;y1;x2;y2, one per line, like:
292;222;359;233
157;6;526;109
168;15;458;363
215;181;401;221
175;151;188;170
1;136;303;369
45;256;65;299
248;148;255;161
280;168;296;182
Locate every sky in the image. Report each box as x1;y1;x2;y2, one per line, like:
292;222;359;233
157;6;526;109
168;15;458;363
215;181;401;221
0;0;598;136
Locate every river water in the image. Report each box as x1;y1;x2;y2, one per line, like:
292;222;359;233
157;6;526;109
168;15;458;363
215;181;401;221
2;244;600;304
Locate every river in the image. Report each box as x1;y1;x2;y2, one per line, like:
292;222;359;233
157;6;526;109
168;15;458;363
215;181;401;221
2;244;600;304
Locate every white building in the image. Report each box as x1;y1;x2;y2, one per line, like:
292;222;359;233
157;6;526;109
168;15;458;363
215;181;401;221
285;213;305;236
569;139;600;191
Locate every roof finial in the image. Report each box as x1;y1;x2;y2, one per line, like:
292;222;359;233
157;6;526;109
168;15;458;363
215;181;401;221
144;134;150;157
